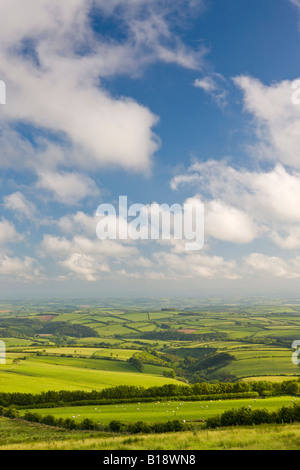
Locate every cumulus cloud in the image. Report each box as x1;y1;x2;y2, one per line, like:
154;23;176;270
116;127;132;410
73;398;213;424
58;211;98;238
269;228;300;250
171;158;300;249
36;170;100;205
0;254;44;282
204;199;258;244
151;250;239;280
244;253;300;279
0;0;207;176
3;192;37;220
0;218;23;245
1;53;160;173
4;3;300;289
234;75;300;168
40;233;139;281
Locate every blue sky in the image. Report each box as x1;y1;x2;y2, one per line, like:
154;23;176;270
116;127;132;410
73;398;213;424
1;0;300;299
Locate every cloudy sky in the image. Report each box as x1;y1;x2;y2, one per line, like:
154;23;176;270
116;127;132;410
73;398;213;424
1;0;300;299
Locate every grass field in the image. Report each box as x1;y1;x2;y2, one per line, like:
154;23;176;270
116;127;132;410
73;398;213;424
23;347;138;360
2;299;300;450
221;347;297;379
1;417;300;450
20;396;297;425
0;355;178;393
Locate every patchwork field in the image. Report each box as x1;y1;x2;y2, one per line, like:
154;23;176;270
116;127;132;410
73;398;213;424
2;300;300;385
1;298;300;450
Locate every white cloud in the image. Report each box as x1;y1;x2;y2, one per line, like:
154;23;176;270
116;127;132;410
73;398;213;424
5;4;300;290
152;250;239;280
36;170;100;205
95;0;207;70
40;233;138;281
2;62;160;172
3;192;37;220
204;199;258;244
172;160;300;222
194;73;228;107
0;254;43;282
244;253;300;279
234;75;300;168
170;158;300;250
0;218;23;245
58;211;97;238
0;0;207;176
269;228;300;250
59;253;109;282
194;76;217;93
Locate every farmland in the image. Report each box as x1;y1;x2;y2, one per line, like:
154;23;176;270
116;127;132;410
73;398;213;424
1;297;300;450
0;355;178;393
2;298;300;385
20;395;297;425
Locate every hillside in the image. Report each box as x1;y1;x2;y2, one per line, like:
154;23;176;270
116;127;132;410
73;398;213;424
1;299;300;451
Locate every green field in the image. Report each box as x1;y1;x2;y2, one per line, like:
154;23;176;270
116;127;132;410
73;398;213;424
2;301;300;385
21;396;296;425
1;298;300;450
0;355;178;393
23;347;138;360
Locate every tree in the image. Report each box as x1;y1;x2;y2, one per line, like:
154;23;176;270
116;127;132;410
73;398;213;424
162;369;175;378
285;381;300;395
109;420;123;432
128;356;144;372
80;418;95;430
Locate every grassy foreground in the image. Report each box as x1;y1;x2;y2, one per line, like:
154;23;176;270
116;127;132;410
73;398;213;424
1;417;300;450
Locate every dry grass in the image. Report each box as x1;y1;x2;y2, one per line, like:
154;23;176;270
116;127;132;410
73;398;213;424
2;422;300;450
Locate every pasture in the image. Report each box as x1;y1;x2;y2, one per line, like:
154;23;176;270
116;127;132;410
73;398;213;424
0;354;178;393
20;395;296;425
2;298;300;450
3;301;300;385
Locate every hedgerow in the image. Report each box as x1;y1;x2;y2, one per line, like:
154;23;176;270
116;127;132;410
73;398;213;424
205;402;300;428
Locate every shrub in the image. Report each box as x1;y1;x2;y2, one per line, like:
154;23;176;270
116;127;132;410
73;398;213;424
206;402;300;428
24;411;41;422
277;405;296;423
3;407;19;418
41;414;57;426
205;415;221;429
220;409;239;427
80;418;95;430
128;421;151;434
62;418;77;430
109;420;123;432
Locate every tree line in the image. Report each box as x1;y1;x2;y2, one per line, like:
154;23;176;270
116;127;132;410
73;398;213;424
0;380;299;408
0;405;186;434
0;317;98;339
206;401;300;428
140;330;227;342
